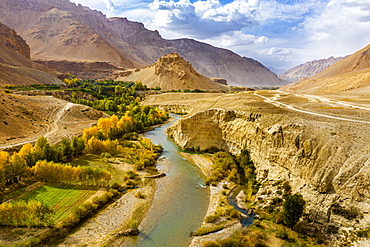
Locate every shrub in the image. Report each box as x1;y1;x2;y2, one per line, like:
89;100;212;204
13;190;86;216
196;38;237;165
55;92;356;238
192;223;225;236
135;191;146;199
277;229;289;240
331;203;362;220
202;241;221;247
282;193;305;228
205;214;220;223
100;152;112;158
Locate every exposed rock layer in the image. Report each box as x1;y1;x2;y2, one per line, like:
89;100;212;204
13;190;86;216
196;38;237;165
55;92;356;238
167;107;370;230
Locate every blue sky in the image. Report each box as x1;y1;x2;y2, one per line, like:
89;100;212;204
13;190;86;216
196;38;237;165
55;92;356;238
70;0;370;70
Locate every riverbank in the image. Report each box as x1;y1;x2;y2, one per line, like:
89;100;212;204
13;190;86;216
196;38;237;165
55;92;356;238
57;178;156;246
179;152;243;246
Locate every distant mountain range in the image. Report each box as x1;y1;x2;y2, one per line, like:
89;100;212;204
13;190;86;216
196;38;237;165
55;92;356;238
279;56;346;83
281;44;370;96
0;0;284;87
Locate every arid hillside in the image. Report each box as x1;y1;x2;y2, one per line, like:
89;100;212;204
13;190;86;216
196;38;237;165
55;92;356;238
281;44;370;96
117;53;230;92
0;22;64;86
0;90;106;151
0;0;284;87
279;56;345;83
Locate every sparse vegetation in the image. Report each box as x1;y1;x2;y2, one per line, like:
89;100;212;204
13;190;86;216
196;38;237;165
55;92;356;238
282;193;305;228
330;203;363;220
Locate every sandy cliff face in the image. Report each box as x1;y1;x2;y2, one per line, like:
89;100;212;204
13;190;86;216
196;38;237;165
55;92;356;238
167;108;370;230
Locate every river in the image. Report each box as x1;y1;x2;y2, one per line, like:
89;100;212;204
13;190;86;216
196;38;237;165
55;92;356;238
125;115;210;247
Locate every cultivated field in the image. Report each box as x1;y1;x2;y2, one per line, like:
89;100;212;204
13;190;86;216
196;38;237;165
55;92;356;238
21;184;99;223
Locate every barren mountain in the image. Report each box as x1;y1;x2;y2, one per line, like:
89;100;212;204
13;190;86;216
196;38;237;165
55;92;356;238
0;0;284;87
281;44;370;96
117;53;230;92
0;22;64;86
279;56;345;83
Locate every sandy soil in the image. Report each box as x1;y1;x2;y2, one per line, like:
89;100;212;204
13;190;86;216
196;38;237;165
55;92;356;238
179;152;213;177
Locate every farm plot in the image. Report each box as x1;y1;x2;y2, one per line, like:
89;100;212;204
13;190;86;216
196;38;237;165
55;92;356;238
21;184;99;223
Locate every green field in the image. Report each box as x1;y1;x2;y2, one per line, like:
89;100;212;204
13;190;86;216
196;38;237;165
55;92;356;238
21;184;98;222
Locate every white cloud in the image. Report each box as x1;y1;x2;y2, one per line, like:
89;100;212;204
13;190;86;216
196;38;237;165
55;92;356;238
204;30;269;47
68;0;370;69
302;0;370;60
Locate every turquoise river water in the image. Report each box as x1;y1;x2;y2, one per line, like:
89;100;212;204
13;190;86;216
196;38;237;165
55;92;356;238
126;115;210;247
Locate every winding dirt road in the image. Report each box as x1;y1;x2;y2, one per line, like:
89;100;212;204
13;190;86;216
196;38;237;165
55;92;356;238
254;91;370;124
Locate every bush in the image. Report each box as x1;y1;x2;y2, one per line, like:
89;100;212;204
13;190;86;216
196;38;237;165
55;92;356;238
205;214;220;223
276;229;289;240
282;193;305;228
192;224;225;236
100;152;112;158
202;241;221;247
331;203;362;220
135;191;146;199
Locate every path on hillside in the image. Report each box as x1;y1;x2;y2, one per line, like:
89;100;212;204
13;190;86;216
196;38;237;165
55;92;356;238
0;100;76;150
44;102;74;139
254;92;370;124
277;90;370;111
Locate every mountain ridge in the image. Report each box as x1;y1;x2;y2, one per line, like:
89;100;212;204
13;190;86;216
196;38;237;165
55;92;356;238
0;22;64;86
279;56;346;83
0;0;284;87
281;44;370;96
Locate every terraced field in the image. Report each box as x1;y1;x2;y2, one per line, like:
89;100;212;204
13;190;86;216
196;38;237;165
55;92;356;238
21;184;98;223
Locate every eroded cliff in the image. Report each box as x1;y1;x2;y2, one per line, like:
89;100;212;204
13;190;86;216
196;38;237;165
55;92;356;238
167;107;370;232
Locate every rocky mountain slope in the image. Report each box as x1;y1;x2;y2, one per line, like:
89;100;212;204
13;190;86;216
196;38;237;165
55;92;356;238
281;44;370;96
0;0;284;87
279;56;345;83
117;53;230;92
0;22;64;86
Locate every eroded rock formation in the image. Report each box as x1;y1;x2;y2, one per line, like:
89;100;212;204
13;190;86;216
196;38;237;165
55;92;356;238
167;108;370;231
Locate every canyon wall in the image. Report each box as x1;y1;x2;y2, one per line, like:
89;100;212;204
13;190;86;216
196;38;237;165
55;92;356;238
167;108;370;230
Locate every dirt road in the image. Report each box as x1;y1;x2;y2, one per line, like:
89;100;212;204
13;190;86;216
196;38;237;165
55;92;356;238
254;92;370;124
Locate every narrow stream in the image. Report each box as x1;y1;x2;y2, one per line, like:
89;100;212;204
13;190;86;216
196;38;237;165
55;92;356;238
126;115;210;247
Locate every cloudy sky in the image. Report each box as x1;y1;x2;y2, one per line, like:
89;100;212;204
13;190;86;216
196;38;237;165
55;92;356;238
70;0;370;70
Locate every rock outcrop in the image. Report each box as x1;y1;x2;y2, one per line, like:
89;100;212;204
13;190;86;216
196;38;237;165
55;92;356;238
167;108;370;231
0;22;30;59
117;53;230;92
0;22;64;85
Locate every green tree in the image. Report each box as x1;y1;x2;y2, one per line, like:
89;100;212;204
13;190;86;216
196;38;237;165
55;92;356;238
282;193;305;228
